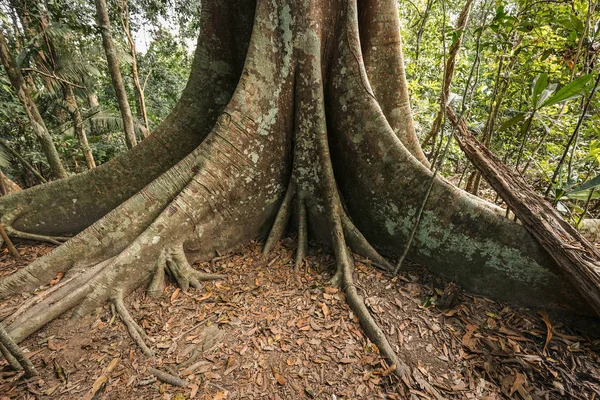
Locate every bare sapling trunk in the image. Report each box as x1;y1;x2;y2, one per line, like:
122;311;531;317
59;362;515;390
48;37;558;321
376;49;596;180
448;107;600;316
0;0;594;391
0;30;68;179
120;0;150;137
64;86;96;169
0;139;47;184
94;0;138;149
422;0;473;148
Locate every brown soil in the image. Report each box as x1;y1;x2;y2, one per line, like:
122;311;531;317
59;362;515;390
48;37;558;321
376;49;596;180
1;239;599;399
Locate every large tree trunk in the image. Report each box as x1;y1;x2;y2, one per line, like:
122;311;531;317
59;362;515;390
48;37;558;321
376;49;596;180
0;30;68;179
94;0;138;149
0;0;592;386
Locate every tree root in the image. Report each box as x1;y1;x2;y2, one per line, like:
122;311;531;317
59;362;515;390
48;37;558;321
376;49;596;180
148;245;226;297
114;295;154;357
264;28;417;388
2;219;69;245
0;342;21;371
148;367;188;387
263;180;294;255
0;324;36;376
295;198;308;271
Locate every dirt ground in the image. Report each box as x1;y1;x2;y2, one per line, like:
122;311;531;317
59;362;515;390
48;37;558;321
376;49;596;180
1;239;600;399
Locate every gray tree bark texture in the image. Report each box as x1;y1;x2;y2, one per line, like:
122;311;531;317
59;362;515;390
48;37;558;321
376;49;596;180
0;0;593;386
94;0;138;149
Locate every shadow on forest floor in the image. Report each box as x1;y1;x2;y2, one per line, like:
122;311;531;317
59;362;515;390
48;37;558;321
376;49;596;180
0;239;599;399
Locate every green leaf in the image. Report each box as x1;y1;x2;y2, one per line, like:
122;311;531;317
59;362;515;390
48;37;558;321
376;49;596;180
498;112;527;131
565;189;600;201
531;73;548;108
541;74;594;108
568;175;600;194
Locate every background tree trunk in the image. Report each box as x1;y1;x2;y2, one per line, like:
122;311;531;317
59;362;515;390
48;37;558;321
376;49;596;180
120;0;150;137
64;86;96;169
94;0;138;149
422;0;474;147
0;30;67;179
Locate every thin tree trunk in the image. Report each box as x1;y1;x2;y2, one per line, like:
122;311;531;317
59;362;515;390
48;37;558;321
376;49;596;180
0;30;67;179
0;139;47;184
545;71;600;198
120;0;150;137
8;7;23;53
422;0;473;147
448;106;600;317
414;0;434;63
64;86;96;169
87;92;102;136
94;0;138;149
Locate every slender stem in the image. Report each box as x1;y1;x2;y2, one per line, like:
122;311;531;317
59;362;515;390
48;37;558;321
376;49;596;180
577;188;595;228
395;114;456;274
0;138;47;183
515;111;536;170
20;68;86;89
545;70;600;198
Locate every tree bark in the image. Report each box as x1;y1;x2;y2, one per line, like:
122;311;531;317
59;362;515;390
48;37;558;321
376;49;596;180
94;0;138;149
120;0;150;137
422;0;474;147
64;86;96;169
0;1;593;387
0;30;68;179
0;170;22;195
448;107;600;316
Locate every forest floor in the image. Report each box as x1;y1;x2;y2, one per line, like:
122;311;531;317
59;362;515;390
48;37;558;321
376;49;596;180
0;239;600;400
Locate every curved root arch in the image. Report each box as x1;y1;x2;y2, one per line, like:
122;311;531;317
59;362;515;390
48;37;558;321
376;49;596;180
0;0;587;392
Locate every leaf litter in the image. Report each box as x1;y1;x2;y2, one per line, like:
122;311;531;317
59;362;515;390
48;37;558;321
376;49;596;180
0;239;599;399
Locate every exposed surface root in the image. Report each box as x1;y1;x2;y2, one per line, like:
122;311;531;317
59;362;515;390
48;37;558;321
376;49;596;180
263;180;294;256
3;223;69;245
340;250;411;382
114;296;154;357
0;342;20;371
148;367;188;387
0;324;36;376
341;213;394;272
164;245;226;292
147;254;166;298
275;26;414;385
295;198;307;271
149;244;228;297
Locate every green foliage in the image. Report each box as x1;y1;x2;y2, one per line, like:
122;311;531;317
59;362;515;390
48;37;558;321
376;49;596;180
399;0;600;223
0;0;193;182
